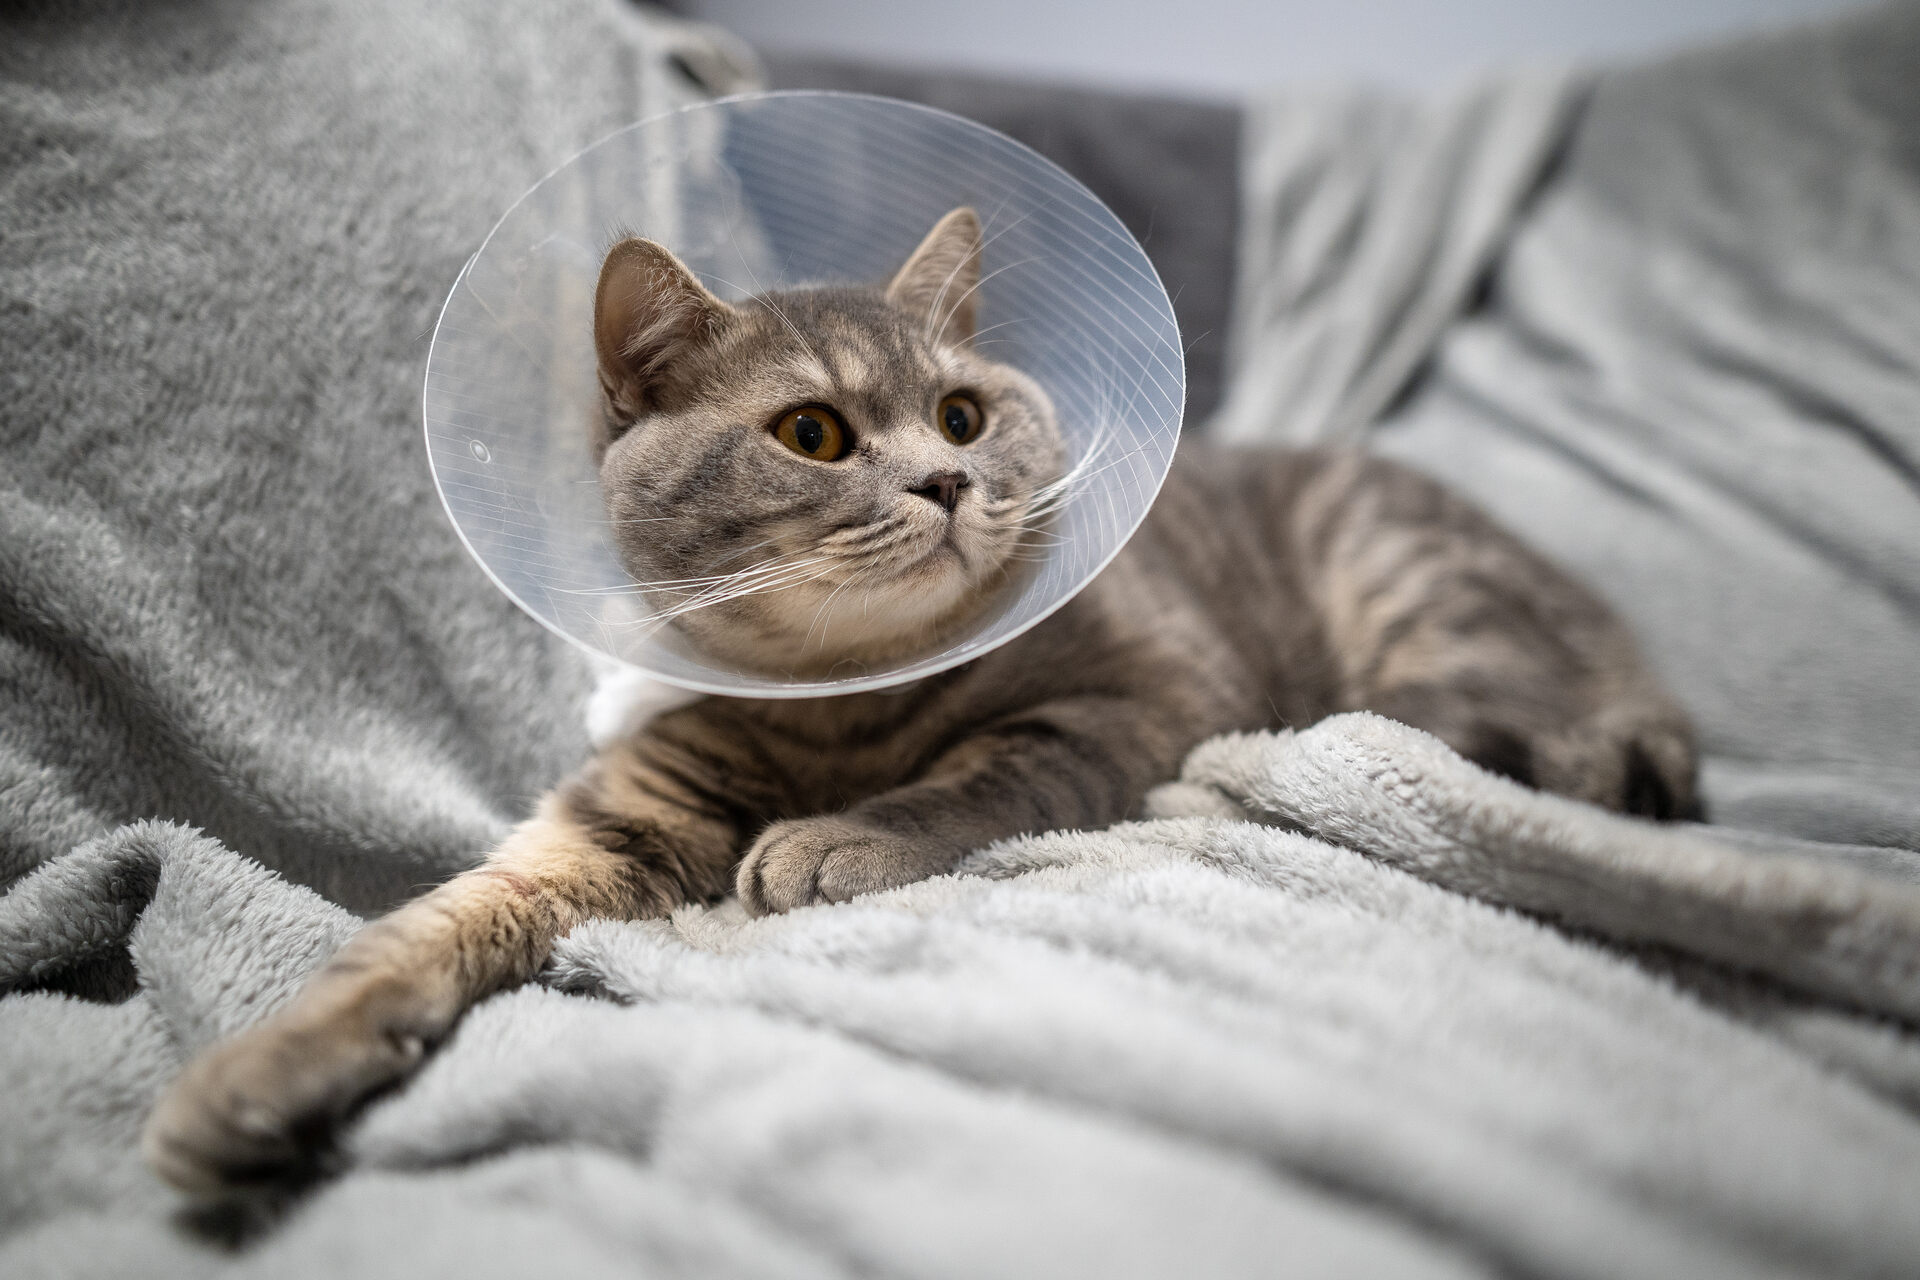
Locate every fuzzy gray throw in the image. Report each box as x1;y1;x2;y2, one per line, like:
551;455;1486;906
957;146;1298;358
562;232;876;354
7;714;1920;1277
5;1;1920;1277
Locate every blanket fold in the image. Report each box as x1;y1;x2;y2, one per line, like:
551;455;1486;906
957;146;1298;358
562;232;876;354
1152;713;1920;1024
1209;71;1587;445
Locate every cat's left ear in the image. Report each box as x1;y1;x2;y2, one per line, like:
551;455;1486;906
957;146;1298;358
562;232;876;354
887;207;982;347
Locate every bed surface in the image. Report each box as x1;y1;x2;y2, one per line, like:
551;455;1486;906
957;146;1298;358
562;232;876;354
3;1;1918;1275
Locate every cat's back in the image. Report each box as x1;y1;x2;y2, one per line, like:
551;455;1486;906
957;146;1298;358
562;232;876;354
1133;440;1328;573
1125;440;1538;608
1123;442;1305;628
1084;441;1348;725
1101;441;1567;725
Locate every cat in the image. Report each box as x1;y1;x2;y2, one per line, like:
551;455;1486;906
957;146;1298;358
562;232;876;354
142;207;1697;1194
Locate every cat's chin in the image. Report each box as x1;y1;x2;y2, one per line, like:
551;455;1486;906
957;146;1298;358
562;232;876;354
662;552;1010;680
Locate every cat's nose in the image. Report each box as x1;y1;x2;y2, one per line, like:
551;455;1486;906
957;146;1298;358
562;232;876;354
910;470;969;513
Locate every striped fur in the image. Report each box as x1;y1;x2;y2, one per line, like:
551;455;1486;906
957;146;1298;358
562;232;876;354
144;214;1696;1195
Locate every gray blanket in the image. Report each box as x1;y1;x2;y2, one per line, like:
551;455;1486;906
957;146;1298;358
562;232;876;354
8;715;1920;1277
0;0;748;912
1217;2;1920;849
6;1;1920;1276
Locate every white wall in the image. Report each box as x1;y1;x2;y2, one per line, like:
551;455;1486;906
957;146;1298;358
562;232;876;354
681;0;1872;98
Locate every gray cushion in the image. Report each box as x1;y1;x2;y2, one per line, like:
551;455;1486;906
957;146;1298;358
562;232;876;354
0;0;728;906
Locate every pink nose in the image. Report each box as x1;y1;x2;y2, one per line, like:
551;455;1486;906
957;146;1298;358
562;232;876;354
911;470;968;513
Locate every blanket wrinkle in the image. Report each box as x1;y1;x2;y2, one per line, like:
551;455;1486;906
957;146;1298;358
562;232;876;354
344;991;1483;1280
540;790;1920;1280
0;820;357;1047
8;728;1920;1275
1209;69;1588;446
1162;714;1920;1025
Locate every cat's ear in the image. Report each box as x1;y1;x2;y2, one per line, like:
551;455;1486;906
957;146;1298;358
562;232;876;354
886;207;982;347
593;237;733;415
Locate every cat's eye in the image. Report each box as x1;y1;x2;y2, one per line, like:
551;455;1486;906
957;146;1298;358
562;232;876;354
938;394;984;445
773;406;848;461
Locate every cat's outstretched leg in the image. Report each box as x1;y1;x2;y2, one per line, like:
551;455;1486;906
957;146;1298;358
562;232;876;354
142;739;739;1196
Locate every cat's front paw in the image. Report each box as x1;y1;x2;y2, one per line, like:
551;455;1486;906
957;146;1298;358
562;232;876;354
142;977;433;1196
737;817;953;916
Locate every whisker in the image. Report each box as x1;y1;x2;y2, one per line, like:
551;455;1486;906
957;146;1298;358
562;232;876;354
625;558;841;634
931;258;1039;351
799;564;871;651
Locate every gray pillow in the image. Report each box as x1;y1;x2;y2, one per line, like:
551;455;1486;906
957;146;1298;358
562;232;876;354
0;0;745;905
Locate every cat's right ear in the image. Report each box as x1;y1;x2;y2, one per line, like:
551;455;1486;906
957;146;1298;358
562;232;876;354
593;238;733;419
887;207;982;347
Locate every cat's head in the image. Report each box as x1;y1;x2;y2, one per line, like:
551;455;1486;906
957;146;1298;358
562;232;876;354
590;207;1065;677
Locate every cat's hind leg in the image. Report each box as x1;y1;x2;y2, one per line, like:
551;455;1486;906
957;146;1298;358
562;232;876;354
1361;678;1698;820
1298;451;1698;818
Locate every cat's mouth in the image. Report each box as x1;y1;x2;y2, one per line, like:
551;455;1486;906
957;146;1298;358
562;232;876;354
912;526;968;570
894;504;1006;582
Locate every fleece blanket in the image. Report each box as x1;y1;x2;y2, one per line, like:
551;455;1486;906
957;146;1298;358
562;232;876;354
0;0;752;913
8;714;1920;1279
6;1;1920;1276
1218;2;1920;849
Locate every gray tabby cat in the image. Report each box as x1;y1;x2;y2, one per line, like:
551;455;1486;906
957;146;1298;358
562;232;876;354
144;207;1696;1193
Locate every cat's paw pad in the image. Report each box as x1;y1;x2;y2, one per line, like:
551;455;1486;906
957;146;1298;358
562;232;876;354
142;992;428;1196
737;818;946;916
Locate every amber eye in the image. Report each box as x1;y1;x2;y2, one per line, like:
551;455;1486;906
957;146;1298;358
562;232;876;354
773;406;848;461
938;394;984;445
